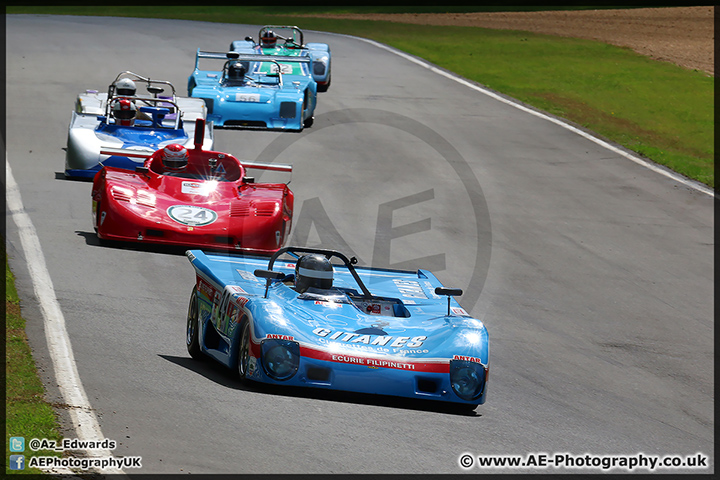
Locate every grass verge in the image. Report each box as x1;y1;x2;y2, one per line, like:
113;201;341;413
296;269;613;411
5;258;63;475
8;6;713;187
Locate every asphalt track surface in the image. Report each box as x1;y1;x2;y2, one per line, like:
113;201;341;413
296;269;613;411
5;15;714;475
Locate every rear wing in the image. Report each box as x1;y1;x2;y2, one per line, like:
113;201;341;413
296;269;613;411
195;50;310;67
99;119;291;175
99;148;292;174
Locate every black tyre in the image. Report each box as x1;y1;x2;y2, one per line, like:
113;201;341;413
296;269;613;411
303;115;314;128
94;200;101;234
236;320;252;381
317;73;331;92
186;287;203;360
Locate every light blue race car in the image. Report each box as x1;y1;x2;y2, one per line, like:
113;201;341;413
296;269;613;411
64;71;213;179
187;50;317;131
230;25;331;92
185;246;489;411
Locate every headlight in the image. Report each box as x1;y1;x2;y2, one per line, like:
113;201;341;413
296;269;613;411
261;339;300;380
449;360;487;401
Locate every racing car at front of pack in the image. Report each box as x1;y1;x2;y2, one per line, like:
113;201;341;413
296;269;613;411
230;25;331;92
187;50;317;130
65;71;213;179
185;246;489;410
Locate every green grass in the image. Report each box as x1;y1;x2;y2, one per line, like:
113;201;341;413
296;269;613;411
8;6;713;186
6;258;63;475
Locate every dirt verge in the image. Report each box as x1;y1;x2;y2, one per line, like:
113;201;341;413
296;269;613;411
302;7;714;76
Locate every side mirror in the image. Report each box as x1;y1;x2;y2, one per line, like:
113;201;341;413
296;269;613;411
242;176;255;184
255;269;285;280
135;166;149;174
435;287;462;297
147;85;164;97
245;36;254;42
435;287;463;316
255;269;286;298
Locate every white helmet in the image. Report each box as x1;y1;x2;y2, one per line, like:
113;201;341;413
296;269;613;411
115;78;137;96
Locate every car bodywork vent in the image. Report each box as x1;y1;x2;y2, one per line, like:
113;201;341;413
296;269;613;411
255;202;278;217
224;120;266;128
306;366;331;383
230;202;251;217
279;102;296;119
145;229;164;237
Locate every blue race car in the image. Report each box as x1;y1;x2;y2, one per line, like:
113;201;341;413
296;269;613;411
185;246;489;410
187;50;317;130
64;71;213;179
230;25;331;92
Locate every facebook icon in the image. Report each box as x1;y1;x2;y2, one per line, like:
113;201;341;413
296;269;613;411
9;455;25;470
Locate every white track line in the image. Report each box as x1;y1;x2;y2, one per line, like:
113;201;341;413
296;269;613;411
338;34;714;198
6;161;125;476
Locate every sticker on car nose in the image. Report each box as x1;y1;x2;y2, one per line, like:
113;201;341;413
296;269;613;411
167;205;218;226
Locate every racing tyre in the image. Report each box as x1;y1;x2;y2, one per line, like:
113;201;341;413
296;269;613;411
94;200;102;234
236;320;252;382
186;287;203;360
317;74;331;92
303;116;314;128
453;403;478;414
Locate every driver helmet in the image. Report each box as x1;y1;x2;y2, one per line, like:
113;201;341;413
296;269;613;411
161;144;189;171
295;254;333;293
228;62;247;81
261;30;277;48
112;98;136;126
115;78;137;96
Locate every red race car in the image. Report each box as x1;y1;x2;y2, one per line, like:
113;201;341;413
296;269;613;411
91;119;293;254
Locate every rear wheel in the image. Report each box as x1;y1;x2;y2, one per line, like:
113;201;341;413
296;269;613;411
236;320;252;381
317;74;331;92
186;287;203;360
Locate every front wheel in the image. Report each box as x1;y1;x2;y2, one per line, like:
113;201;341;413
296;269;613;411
186;287;203;360
236;320;252;382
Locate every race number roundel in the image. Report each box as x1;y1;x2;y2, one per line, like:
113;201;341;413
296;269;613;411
167;205;218;226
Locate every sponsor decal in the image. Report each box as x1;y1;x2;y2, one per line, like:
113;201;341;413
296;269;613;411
312;327;427;348
197;277;215;300
227;285;246;294
453;354;485;365
451;306;469;316
393;279;428;299
181;180;221;195
314;300;342;308
167;205;218;226
236;269;262;282
330;354;417;370
266;334;294;341
300;347;449;373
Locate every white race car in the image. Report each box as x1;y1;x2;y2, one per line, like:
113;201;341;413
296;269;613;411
64;71;213;179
